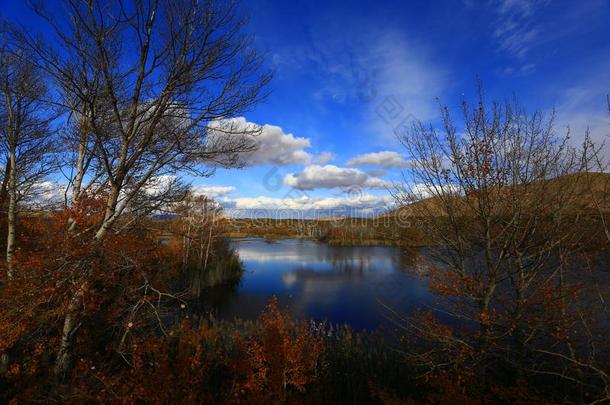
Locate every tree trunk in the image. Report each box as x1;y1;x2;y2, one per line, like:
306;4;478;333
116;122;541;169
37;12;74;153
203;213;215;272
0;353;8;375
53;178;120;379
72;134;88;204
0;158;11;213
6;147;16;279
54;281;86;381
94;184;121;240
54;185;121;379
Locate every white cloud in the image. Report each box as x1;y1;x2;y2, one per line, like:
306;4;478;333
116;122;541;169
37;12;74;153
408;183;461;199
25;181;65;207
496;0;537;16
499;63;536;77
361;33;447;141
488;0;605;73
144;176;236;200
191;185;235;198
313;151;334;164
554;85;610;159
225;193;395;218
142;175;178;196
347;151;408;168
367;169;387;177
283;165;389;190
209;117;312;166
275;28;447;142
491;0;547;60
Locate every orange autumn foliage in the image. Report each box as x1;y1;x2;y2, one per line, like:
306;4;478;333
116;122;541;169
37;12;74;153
65;298;323;404
0;195;183;400
1;195;325;403
234;297;323;402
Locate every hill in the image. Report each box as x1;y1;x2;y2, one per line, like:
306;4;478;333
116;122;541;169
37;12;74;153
380;172;610;219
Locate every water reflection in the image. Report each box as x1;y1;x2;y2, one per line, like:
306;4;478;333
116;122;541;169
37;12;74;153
198;238;437;331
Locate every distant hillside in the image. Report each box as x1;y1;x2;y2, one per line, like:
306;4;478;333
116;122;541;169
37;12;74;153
381;172;610;218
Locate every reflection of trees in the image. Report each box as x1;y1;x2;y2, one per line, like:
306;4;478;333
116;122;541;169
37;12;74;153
398;248;440;277
183;239;438;331
236;240;407;276
177;282;242;327
282;266;367;286
294;242;406;275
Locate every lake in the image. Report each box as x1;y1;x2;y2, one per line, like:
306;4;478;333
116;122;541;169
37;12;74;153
198;238;438;331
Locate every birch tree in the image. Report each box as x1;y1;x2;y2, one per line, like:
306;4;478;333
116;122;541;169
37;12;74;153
10;0;271;378
0;47;56;279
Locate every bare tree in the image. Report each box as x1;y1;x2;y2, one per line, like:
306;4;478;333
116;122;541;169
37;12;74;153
0;46;56;279
172;192;227;294
392;86;608;399
9;0;271;379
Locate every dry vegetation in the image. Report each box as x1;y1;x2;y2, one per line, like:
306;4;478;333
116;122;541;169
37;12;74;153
224;216;425;246
0;1;608;403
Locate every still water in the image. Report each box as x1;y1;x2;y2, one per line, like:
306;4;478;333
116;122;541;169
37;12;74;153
202;238;437;331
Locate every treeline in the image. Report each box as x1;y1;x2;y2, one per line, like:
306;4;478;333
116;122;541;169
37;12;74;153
225;216;425;246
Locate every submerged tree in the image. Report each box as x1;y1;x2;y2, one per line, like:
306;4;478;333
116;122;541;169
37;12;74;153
6;0;271;379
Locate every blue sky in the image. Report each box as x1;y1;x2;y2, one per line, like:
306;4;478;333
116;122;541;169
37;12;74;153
3;0;610;217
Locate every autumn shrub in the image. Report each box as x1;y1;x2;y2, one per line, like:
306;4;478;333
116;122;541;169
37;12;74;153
0;195;184;402
233;297;323;402
58;297;323;404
